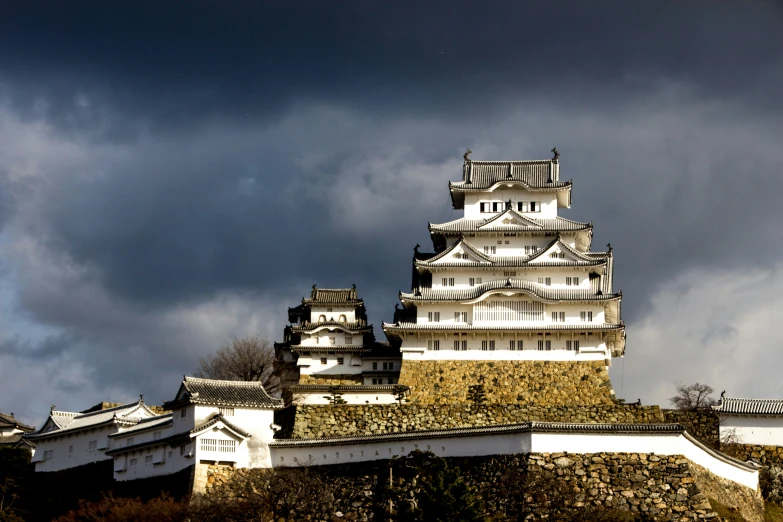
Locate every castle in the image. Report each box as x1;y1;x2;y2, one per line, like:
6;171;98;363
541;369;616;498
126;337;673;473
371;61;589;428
21;151;783;519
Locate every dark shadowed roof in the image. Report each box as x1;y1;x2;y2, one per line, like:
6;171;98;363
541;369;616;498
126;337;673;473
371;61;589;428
302;285;363;305
713;396;783;416
0;412;34;432
165;376;284;410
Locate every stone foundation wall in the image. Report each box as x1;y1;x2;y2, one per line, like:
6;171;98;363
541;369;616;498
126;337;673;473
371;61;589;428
292;403;664;439
201;452;762;521
721;443;783;504
299;374;364;385
662;409;720;449
193;461;235;494
398;359;615;405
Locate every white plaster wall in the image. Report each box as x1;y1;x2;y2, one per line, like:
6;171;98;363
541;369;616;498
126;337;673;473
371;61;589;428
429;270;594;290
298;353;364;376
719;415;783;446
114;442;194;482
414;302;605;325
309;306;356;324
299;330;361;346
463;192;558;219
272;433;532;468
194;430;250;467
399;344;608;361
0;426;24;436
295;391;399;405
444;234;576;251
31;425;117;472
194;406;276;467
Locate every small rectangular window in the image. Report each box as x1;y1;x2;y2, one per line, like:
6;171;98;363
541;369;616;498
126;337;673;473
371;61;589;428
497;240;502;245
145;455;153;464
492;202;501;212
461;340;468;350
453;340;461;350
44;450;53;460
481;340;495;351
181;409;186;418
537;340;552;351
503;271;516;277
530;201;537;212
388;362;394;370
218;407;234;416
427;340;440;351
372;378;379;385
69;445;74;454
440;277;455;286
88;440;97;451
454;311;468;322
153;431;161;440
337;357;344;365
483;246;496;254
517;202;525;212
504;240;510;244
566;340;580;351
320;357;327;365
372;362;378;370
388;379;394;385
428;312;440;322
130;458;137;467
480;202;486;213
382;362;388;370
580;311;593;322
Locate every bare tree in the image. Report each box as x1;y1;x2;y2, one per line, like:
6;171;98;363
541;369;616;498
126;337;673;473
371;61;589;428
196;336;280;395
668;382;718;411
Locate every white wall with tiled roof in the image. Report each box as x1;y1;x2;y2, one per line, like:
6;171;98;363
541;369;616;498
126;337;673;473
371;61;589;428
720;415;783;446
463;191;559;219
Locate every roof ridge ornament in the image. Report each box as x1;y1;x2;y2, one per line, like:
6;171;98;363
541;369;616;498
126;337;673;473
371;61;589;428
551;147;560;162
463;149;472;164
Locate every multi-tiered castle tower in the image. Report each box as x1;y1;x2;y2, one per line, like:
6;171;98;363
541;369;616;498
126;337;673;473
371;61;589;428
383;151;625;405
276;285;403;404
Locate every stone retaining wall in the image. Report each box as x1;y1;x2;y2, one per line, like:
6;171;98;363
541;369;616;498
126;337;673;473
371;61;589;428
203;452;763;521
662;409;720;449
193;461;235;494
398;359;615;405
292;403;664;439
721;443;783;504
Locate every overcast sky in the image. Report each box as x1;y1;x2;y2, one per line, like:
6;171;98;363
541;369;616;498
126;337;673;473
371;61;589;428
1;1;782;425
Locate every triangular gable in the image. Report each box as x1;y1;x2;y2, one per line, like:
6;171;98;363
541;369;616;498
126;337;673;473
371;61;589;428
191;414;251;441
526;237;596;264
424;238;492;266
478;209;543;230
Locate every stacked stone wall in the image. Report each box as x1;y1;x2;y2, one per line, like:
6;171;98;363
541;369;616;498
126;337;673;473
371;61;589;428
193;461;236;494
292;403;664;439
202;452;762;521
721;443;783;504
399;359;615;405
299;374;364;385
662;409;720;449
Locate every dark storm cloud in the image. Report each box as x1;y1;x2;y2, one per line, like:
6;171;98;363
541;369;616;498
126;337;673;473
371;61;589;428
1;1;783;422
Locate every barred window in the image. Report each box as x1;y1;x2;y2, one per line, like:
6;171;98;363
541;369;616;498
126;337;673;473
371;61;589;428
219;407;234;416
441;277;455;287
428;312;440;322
345;335;352;345
537;340;552;351
427;340;440;351
483;246;497;254
481;340;495;351
200;439;237;453
566;276;579;285
454;311;468;322
551;311;565;322
509;340;523;350
580;311;593;322
566;340;580;351
537;277;551;286
469;277;482;286
337;357;344;365
88;440;97;450
145;455;153;463
503;271;517;277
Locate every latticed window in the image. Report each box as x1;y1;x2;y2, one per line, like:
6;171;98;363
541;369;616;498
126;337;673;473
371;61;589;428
469;277;482;286
427;340;440;351
454;312;468;322
538;277;551;286
566;340;580;351
580;311;593;322
481;340;495;351
441;277;455;286
537;340;552;351
428;312;440;323
483;246;496;254
474;300;543;322
503;271;517;277
218;407;234;416
566;276;579;285
551;311;565;322
509;340;523;350
344;335;352;345
200;438;235;453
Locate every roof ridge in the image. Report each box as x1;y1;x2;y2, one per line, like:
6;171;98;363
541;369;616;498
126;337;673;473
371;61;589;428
184;376;275;387
74;400;142;418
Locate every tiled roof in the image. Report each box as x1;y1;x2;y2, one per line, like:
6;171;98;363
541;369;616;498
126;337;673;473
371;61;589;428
429;213;591;234
271;421;685;447
0;412;34;432
399;279;620;303
449;160;571;209
383;322;624;332
191;413;252;439
302;286;363;305
26;400;154;440
415;236;607;269
713;397;783;415
109;414;173;438
165;377;284;410
290;320;372;334
0;434;25;446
